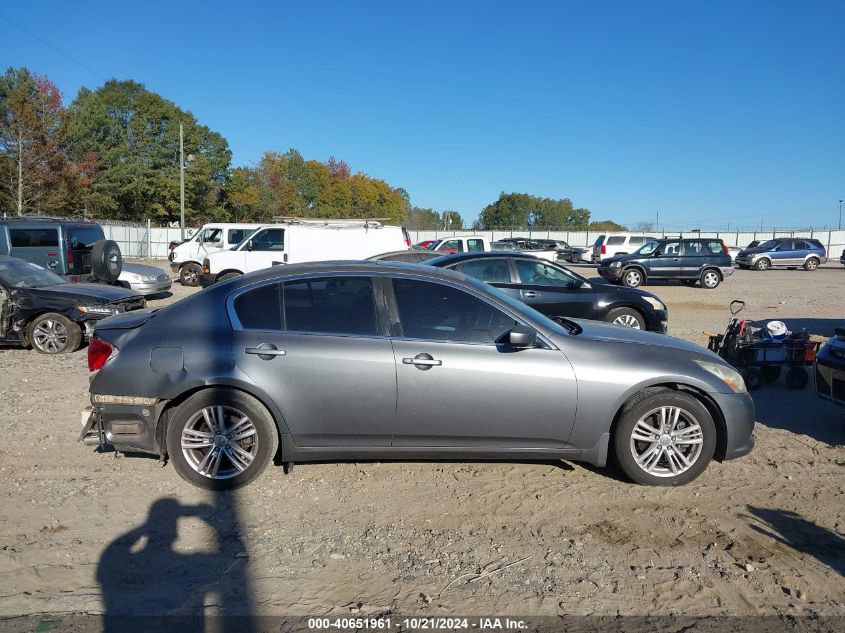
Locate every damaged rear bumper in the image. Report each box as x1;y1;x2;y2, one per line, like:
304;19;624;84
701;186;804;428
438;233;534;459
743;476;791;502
79;400;164;456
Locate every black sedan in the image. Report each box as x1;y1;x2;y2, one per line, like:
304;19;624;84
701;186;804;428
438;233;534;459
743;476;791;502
427;252;668;332
0;255;145;354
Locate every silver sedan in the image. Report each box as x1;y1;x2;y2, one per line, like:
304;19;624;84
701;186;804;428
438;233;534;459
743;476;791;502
118;263;172;295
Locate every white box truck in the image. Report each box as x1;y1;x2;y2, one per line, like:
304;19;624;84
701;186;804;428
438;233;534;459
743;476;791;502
200;219;411;286
169;223;263;286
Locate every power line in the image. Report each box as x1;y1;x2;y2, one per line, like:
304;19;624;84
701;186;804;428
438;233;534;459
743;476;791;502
0;12;106;80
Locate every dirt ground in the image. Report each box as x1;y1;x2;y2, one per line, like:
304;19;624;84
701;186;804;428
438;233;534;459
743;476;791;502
0;260;843;625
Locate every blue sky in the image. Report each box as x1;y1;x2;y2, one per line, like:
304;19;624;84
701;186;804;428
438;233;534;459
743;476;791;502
2;0;843;229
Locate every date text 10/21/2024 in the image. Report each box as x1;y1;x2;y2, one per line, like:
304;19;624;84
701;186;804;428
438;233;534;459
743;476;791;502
307;617;528;630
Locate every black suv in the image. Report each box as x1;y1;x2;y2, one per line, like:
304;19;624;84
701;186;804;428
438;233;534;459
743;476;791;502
598;238;734;289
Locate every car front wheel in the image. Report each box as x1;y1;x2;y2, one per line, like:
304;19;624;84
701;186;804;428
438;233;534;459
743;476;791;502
28;313;82;354
179;263;202;286
754;258;770;271
605;307;645;330
166;389;279;490
622;268;644;288
613;389;716;486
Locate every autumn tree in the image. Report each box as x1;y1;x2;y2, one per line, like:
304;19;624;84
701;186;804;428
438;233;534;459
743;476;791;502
0;67;73;215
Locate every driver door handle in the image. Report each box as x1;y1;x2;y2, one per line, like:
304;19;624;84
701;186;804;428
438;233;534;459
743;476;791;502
522;291;538;298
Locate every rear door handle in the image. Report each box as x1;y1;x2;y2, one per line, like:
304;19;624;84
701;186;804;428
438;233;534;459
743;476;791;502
402;353;442;370
245;344;286;360
522;291;538;298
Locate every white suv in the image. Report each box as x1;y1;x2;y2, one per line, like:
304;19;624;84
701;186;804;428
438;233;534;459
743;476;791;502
591;234;657;263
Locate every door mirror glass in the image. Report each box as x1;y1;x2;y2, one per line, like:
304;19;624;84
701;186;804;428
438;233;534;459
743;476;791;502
504;324;536;349
246;240;253;252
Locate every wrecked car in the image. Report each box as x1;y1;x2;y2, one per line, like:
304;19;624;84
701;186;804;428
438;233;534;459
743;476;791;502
0;255;146;354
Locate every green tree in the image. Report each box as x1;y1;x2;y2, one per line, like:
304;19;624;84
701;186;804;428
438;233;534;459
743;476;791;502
477;192;592;230
65;79;231;223
588;219;627;231
0;67;73;215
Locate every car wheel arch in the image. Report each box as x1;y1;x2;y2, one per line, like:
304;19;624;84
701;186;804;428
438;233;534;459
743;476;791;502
154;381;291;459
216;269;244;281
607;382;729;462
602;302;647;324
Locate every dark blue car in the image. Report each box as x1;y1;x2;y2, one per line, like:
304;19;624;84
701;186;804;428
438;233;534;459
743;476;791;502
735;238;827;271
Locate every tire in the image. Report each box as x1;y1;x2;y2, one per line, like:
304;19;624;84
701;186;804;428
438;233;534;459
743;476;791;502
700;269;721;289
179;263;202;287
27;313;82;354
761;366;781;383
743;369;762;391
613;389;717;486
91;240;123;282
605;307;645;330
754;258;771;271
570;254;580;264
165;388;279;490
803;257;819;271
786;366;809;389
218;272;242;283
622;268;644;288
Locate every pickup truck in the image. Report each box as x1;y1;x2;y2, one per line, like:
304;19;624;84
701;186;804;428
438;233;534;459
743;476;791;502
428;235;492;254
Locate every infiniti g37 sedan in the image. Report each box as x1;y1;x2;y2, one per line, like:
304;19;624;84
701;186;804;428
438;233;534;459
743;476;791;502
80;261;755;489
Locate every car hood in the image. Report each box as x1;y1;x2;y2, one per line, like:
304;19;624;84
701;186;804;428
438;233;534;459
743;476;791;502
17;283;142;304
600;253;642;265
737;247;767;257
569;317;713;357
120;263;168;277
589;280;658;300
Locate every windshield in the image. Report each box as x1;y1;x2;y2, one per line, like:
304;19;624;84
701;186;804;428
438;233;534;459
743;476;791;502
634;240;660;255
0;259;66;289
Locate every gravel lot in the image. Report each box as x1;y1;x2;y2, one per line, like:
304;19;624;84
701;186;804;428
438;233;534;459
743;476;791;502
0;261;843;623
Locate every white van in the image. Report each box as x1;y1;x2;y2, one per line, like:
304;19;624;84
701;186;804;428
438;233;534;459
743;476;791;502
169;223;262;286
591;234;657;263
200;219;410;286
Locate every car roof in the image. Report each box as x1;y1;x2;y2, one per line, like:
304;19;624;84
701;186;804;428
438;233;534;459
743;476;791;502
427;251;555;266
228;259;468;284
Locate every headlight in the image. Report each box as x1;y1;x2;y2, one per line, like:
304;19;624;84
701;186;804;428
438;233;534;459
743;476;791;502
693;359;747;394
609;261;621;268
141;275;157;282
642;296;665;311
78;305;119;316
124;273;142;281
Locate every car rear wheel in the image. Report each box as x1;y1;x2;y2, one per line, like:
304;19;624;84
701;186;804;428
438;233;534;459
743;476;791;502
803;257;820;271
28;313;82;354
700;269;721;289
605;307;645;330
622;268;644;288
613;389;716;486
166;389;279;490
754;258;771;271
179;263;202;286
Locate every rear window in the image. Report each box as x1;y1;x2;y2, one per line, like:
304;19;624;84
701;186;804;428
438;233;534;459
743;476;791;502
467;238;485;252
606;236;625;245
283;276;377;336
233;283;282;330
65;225;105;249
9;228;59;248
593;235;606;246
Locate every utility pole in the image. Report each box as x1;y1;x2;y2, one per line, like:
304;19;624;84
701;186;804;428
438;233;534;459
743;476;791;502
179;122;185;241
839;199;843;230
656;210;659;233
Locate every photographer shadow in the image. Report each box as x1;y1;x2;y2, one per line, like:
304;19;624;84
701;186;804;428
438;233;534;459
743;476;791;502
97;491;254;633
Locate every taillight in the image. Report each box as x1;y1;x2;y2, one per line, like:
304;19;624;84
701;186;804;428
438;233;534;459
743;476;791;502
601;245;606;254
88;337;114;371
722;242;729;254
67;249;74;265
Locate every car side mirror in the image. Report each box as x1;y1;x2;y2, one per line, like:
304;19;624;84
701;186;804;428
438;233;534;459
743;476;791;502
652;250;662;257
245;240;253;252
504;324;537;349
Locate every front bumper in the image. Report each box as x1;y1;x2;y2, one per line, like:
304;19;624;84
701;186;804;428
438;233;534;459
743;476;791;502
169;261;180;272
644;309;669;334
710;391;756;460
597;266;623;281
128;278;172;295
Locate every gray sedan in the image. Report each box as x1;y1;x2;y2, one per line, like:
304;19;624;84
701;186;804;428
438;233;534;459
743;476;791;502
117;263;172;295
81;261;754;489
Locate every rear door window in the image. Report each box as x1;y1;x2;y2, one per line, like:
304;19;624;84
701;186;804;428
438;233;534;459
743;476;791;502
233;283;282;330
283;276;377;335
593;235;606;246
683;240;706;256
391;278;515;344
9;228;59;248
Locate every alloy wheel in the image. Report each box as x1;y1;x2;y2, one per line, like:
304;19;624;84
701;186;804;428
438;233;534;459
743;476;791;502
702;271;719;288
629;405;704;477
181;405;259;480
624;270;642;287
32;319;69;353
613;313;642;329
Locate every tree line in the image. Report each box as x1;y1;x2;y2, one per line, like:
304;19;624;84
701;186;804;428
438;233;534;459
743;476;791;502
0;66;623;231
